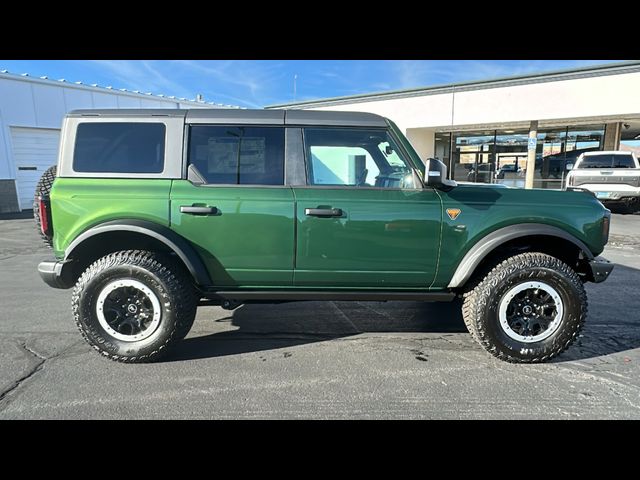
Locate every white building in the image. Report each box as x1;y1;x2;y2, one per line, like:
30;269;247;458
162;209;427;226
270;61;640;189
0;70;238;213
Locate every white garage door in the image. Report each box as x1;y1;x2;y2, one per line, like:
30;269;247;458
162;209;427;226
11;127;60;210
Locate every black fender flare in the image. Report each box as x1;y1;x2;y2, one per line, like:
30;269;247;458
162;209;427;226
64;219;211;287
447;223;594;288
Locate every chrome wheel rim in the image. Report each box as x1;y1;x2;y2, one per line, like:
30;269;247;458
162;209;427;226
498;281;563;343
96;279;161;342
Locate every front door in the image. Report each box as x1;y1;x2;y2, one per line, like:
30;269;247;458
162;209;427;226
293;127;442;288
170;125;294;287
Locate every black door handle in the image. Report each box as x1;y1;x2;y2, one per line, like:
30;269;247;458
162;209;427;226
305;208;343;217
180;205;219;215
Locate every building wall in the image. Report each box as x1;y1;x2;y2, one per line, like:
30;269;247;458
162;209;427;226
0;74;220;212
406;128;435;161
306;70;640;135
286;68;640;188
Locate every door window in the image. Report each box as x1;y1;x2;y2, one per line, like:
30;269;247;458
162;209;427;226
188;126;284;185
304;128;419;188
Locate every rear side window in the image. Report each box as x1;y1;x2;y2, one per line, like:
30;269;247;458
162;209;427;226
73;123;165;173
578;154;636;169
188;126;284;185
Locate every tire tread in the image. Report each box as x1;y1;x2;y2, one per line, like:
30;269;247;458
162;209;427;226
33;165;57;248
462;252;587;363
71;250;197;363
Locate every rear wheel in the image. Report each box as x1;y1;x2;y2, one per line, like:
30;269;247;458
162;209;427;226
72;250;197;363
33;165;57;248
462;252;587;363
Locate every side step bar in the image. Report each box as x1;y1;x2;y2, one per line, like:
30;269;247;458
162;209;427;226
203;290;456;302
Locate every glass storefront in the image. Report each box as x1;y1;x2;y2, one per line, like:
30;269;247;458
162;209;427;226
451;131;495;184
443;124;605;189
535;126;605;189
620;121;640;156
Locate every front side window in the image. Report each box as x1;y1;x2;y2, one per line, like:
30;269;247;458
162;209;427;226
188;126;284;185
304;128;419;188
73;123;165;173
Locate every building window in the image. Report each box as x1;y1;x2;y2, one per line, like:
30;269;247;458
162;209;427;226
444;124;605;189
620;121;640;155
494;129;528;187
434;133;451;165
534;125;604;189
188;126;285;185
450;131;496;184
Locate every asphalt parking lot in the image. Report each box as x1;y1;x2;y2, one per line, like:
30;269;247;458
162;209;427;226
1;213;639;419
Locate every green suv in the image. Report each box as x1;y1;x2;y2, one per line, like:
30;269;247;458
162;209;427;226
35;109;613;363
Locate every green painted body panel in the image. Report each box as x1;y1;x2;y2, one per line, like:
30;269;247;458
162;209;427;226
50;178;173;259
169;180;295;287
292;187;442;288
47;122;609;293
432;184;609;287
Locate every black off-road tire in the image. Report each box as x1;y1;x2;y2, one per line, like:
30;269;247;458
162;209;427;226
72;250;198;363
462;252;587;363
33;165;57;248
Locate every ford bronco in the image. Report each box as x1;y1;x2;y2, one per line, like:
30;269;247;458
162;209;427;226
34;109;613;363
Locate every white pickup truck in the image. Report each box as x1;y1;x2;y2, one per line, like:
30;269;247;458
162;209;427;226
566;150;640;213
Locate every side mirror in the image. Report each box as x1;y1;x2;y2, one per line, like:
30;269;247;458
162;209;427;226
424;158;457;190
566;163;574;171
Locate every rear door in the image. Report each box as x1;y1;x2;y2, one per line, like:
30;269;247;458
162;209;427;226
293;127;442;288
170;123;295;287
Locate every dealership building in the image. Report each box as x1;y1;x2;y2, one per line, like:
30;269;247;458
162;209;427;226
0;70;237;213
270;61;640;189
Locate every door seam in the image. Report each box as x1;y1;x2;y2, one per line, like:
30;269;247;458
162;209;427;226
429;188;444;290
291;186;298;281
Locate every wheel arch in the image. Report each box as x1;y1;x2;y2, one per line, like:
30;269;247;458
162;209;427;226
64;219;211;287
448;223;594;289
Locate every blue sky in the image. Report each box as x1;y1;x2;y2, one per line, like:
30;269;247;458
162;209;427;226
0;60;624;108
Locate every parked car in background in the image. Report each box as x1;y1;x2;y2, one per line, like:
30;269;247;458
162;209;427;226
496;164;522;179
537;147;599;179
467;162;495;183
565;150;640;212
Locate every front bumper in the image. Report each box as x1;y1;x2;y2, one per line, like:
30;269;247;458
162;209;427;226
38;260;74;289
587;256;614;283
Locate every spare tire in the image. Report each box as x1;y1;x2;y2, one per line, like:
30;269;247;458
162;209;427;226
33;165;57;248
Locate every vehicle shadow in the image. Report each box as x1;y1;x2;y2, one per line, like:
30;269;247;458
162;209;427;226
167;299;468;361
555;263;640;362
168;263;640;363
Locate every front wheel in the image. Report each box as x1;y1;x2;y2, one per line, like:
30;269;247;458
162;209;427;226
72;250;197;363
462;252;587;363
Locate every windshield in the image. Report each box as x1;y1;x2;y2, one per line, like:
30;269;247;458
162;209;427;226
578;154;636;169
